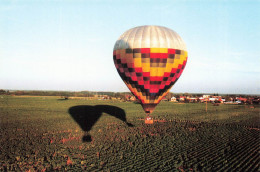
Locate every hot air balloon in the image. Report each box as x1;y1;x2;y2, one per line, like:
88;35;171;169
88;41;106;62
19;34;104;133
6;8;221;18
113;25;188;120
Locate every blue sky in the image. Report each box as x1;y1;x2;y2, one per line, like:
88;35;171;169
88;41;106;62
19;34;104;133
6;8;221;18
0;0;259;94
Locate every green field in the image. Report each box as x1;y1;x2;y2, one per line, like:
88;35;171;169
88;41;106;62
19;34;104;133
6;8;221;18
0;96;259;171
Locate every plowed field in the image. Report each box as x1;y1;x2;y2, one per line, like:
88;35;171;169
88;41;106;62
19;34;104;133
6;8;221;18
0;96;259;171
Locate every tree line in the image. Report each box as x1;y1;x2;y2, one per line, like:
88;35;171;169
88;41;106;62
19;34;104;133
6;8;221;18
0;89;258;101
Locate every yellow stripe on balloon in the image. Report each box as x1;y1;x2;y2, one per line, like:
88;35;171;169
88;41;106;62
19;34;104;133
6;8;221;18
150;48;168;53
150;68;158;76
165;63;174;73
149;67;165;76
134;58;142;68
142;63;150;72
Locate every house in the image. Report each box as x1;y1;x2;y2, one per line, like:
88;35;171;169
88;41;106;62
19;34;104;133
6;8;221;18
188;97;198;103
209;97;218;102
179;96;185;102
170;97;177;102
161;97;168;101
236;97;247;103
130;96;136;101
203;95;210;99
199;97;204;102
219;98;225;103
101;95;110;100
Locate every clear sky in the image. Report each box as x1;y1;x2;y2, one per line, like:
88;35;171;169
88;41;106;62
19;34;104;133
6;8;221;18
0;0;259;94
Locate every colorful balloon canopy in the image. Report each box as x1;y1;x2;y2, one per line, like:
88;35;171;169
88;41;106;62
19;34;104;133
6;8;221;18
113;25;188;115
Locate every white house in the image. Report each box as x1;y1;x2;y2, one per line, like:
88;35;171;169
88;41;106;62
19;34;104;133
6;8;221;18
171;97;177;102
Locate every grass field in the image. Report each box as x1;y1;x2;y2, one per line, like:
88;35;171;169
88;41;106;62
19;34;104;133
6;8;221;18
0;96;259;171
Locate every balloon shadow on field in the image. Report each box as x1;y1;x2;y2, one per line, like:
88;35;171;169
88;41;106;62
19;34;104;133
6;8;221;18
68;105;134;142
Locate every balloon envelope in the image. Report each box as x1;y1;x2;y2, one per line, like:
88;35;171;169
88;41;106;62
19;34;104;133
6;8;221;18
113;25;188;114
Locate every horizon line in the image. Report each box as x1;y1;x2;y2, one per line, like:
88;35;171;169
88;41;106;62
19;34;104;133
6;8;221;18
1;88;259;96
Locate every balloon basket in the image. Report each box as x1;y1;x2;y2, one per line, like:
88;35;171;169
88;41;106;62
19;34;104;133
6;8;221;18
145;116;154;124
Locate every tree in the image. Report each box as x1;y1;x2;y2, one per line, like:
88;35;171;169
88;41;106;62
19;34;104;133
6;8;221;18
165;92;174;101
0;89;6;95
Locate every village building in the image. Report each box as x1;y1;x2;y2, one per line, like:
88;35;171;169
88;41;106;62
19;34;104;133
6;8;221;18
170;97;177;102
187;97;198;103
179;96;185;102
236;97;247;103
